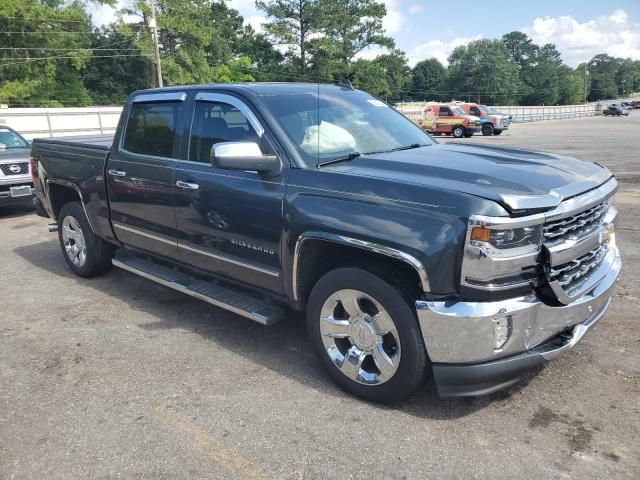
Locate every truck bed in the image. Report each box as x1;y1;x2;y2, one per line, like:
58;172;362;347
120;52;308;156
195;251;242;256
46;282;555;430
34;134;114;151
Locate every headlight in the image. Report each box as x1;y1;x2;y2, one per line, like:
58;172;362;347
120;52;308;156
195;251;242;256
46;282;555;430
461;218;544;292
469;225;542;254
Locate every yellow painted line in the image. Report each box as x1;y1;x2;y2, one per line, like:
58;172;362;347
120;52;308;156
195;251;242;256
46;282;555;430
153;405;269;479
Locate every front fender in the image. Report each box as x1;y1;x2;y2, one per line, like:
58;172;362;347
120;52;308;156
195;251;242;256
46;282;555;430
281;170;500;300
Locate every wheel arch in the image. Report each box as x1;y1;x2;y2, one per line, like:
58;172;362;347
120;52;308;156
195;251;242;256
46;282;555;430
292;232;430;305
46;180;96;233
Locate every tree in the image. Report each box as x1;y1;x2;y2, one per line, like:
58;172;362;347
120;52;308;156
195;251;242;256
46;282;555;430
521;43;562;105
256;0;321;75
0;0;113;106
409;58;447;101
373;49;410;101
351;59;388;97
314;0;393;65
447;39;520;105
502;31;536;66
586;54;619;101
84;28;150;104
557;66;584;104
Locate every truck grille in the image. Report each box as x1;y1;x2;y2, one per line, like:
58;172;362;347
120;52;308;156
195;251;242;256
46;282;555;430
548;243;607;293
0;162;29;176
543;201;608;243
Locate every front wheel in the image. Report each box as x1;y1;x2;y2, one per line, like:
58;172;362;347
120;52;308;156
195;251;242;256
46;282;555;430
493;129;503;135
452;126;465;138
58;202;114;277
481;124;493;136
307;267;428;403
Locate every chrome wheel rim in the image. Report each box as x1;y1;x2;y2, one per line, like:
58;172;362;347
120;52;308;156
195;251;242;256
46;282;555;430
319;289;401;385
61;216;87;268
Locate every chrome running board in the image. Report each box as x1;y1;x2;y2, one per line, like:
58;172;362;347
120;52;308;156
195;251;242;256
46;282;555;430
112;254;282;326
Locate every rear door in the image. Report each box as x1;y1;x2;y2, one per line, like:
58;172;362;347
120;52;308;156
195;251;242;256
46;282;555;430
173;92;287;294
107;92;186;260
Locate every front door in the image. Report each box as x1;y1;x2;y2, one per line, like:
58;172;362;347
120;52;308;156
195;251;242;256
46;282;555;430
107;93;186;260
173;93;287;294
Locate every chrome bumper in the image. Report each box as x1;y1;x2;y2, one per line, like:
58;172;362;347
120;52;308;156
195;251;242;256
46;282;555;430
416;242;621;364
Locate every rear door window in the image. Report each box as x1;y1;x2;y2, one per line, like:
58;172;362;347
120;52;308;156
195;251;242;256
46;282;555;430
122;102;182;158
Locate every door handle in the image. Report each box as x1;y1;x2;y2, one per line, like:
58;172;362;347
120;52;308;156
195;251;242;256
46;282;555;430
108;169;126;177
176;180;199;190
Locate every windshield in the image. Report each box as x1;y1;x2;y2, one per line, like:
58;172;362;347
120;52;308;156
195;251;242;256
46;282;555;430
479;105;490;114
0;129;28;149
257;85;434;167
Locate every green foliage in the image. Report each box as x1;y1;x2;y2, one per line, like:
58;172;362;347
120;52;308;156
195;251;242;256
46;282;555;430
0;0;96;106
557;66;585;105
410;58;447;101
447;39;521;105
1;4;638;107
256;0;321;74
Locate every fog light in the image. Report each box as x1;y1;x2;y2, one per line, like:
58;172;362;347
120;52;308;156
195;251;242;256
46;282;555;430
604;224;615;244
493;309;512;350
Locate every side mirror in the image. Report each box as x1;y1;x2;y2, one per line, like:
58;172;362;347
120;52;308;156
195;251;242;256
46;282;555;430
0;143;6;150
211;142;281;176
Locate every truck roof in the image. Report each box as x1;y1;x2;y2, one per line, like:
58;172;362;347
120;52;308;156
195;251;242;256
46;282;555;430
130;82;357;98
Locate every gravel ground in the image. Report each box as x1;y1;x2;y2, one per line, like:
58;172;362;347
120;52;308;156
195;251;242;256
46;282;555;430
1;113;639;479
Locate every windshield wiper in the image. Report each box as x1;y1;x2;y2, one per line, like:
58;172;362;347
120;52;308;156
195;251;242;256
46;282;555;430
317;152;361;168
364;143;429;156
389;143;428;152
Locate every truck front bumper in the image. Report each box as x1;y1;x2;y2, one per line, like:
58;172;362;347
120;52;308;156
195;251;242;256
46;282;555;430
416;242;621;397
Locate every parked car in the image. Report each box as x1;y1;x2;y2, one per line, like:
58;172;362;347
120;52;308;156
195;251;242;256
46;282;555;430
0;125;34;208
458;102;509;136
419;103;481;138
603;105;629;116
31;83;621;403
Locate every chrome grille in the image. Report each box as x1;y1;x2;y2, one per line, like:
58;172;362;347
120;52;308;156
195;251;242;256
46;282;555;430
549;243;607;292
543;201;608;243
0;162;29;176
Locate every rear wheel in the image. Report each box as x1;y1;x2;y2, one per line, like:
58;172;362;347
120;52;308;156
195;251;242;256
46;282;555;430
58;202;114;278
307;267;427;403
452;126;465;138
481;124;494;136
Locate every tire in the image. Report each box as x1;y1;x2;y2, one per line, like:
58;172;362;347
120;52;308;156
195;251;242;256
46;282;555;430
306;267;428;403
58;202;114;278
493;129;503;135
481;124;493;136
452;126;465;138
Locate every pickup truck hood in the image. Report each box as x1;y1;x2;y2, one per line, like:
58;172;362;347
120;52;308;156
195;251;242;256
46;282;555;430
325;143;612;212
0;147;29;162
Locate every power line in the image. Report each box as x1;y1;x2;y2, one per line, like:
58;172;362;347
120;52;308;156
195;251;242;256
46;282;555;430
0;16;88;24
0;47;143;51
0;54;152;69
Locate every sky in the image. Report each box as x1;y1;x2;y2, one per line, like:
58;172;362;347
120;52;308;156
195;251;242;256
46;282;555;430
91;0;640;67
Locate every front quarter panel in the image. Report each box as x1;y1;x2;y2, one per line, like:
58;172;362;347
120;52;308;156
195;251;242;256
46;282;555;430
283;168;506;299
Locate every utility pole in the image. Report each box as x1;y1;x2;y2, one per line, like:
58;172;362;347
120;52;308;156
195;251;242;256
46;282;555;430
149;0;163;88
583;63;588;104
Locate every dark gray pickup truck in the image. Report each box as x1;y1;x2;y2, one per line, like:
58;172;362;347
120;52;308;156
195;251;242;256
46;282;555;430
31;83;621;403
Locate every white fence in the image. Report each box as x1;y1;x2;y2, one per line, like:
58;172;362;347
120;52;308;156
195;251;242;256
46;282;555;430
0;106;123;139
